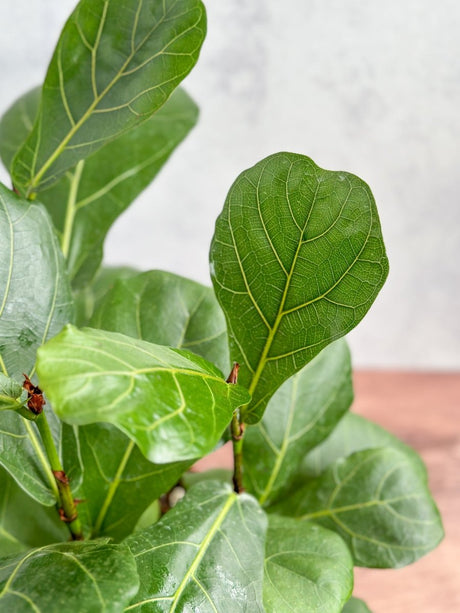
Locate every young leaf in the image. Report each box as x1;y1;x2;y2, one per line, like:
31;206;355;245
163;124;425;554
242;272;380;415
0;87;40;172
264;515;353;613
243;339;353;506
0;184;73;379
0;541;139;612
12;0;206;196
71;422;190;540
36;325;250;463
273;447;444;568
0;374;27;412
210;152;388;423
0;467;68;556
91;270;230;374
126;481;267;612
300;412;425;478
342;597;372;612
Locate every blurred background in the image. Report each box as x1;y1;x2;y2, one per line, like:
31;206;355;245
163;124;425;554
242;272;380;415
0;0;459;370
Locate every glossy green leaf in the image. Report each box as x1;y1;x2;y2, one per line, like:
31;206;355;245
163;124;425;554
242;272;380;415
0;184;73;379
0;184;73;503
0;467;67;556
126;481;267;612
43;88;198;287
273;448;444;568
12;0;206;195
36;325;249;463
71;422;189;540
243;339;353;506
301;412;425;478
91;269;230;374
0;87;40;173
210;152;388;423
342;597;372;613
0;374;27;412
0;540;139;612
264;515;353;613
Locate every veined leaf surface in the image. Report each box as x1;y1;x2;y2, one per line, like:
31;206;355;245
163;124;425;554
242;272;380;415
126;481;267;612
0;87;40;173
264;515;353;613
243;339;353;506
273;447;444;568
91;269;230;374
0;374;27;413
210;152;388;423
36;326;249;463
0;541;139;612
12;0;206;195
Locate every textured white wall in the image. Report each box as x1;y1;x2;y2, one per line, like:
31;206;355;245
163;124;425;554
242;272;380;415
0;0;459;369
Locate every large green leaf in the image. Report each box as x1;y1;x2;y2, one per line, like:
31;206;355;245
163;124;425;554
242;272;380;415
342;597;372;613
70;422;189;540
264;515;353;613
0;467;68;556
210;152;388;423
273;447;444;568
0;87;40;172
243;339;353;506
12;0;206;195
36;325;249;463
0;540;139;612
0;184;73;503
0;184;73;379
126;481;267;611
300;412;425;478
91;270;230;374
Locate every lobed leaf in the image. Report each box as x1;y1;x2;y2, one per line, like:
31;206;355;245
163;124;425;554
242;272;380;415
91;269;230;374
126;481;267;612
243;339;353;506
12;0;206;195
210;152;388;423
264;515;353;613
36;325;249;463
0;540;139;612
273;447;444;568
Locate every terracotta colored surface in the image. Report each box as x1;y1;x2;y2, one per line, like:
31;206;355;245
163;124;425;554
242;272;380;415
194;371;460;612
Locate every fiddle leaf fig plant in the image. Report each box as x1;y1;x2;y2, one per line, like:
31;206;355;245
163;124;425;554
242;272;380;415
0;0;443;611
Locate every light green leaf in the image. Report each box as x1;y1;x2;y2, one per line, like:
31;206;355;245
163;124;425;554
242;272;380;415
300;412;425;478
342;597;372;613
264;515;353;613
126;481;267;612
91;269;230;374
243;339;353;506
210;152;388;423
12;0;206;196
0;184;73;503
0;87;40;172
273;448;444;568
36;325;249;463
70;422;189;540
43;88;198;287
0;374;27;412
0;540;139;612
0;467;68;556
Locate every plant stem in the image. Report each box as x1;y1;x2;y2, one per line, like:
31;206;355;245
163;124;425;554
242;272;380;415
231;411;245;493
61;160;84;259
35;412;83;540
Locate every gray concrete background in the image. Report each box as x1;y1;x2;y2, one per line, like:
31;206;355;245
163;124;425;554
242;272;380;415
0;0;459;369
